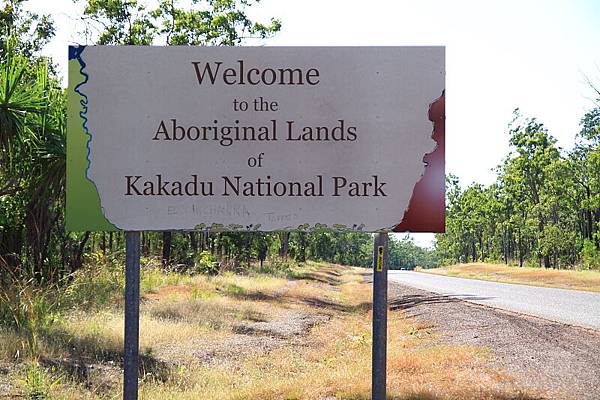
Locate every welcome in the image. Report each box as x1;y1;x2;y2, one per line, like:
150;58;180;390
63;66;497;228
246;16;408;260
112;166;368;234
191;60;320;86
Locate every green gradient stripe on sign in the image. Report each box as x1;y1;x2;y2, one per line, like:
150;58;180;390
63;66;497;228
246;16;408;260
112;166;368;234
66;48;117;232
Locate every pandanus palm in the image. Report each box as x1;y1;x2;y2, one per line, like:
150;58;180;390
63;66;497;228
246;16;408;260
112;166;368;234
0;44;45;167
0;42;65;279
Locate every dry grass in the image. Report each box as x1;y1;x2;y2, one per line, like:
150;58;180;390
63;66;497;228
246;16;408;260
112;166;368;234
0;328;23;360
135;307;521;400
422;263;600;292
0;263;538;399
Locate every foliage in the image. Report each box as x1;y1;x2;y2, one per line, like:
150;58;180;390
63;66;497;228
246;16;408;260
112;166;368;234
193;250;218;275
0;269;65;354
302;230;372;267
0;28;73;282
437;110;600;269
22;362;60;400
582;240;600;270
246;255;289;276
62;253;124;309
388;235;437;269
76;0;281;45
0;0;55;59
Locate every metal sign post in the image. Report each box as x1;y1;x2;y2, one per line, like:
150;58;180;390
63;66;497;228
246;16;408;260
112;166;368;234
372;232;388;400
124;232;140;400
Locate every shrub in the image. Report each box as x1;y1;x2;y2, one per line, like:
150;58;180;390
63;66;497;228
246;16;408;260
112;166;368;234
192;251;219;275
22;362;61;400
0;273;65;355
251;256;296;278
63;261;124;310
582;240;600;270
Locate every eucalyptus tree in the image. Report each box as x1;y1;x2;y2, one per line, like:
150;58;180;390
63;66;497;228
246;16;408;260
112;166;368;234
436;108;599;269
76;0;281;46
0;0;55;59
576;106;600;245
506;113;561;267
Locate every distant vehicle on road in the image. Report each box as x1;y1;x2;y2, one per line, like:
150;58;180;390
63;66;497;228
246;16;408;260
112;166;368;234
391;265;416;271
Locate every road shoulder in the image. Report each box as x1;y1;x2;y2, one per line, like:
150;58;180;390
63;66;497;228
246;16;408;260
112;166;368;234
389;281;600;400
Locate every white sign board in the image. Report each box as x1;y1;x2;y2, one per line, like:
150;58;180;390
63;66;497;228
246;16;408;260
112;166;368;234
67;46;445;232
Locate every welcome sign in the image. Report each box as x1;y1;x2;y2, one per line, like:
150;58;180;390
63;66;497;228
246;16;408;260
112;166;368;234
66;46;445;232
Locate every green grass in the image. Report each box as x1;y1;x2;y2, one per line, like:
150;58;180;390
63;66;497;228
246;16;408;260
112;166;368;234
22;362;61;400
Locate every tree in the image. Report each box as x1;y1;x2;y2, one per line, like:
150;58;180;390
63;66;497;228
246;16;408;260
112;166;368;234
506;113;560;267
436;108;600;270
0;0;55;59
388;235;437;269
0;34;68;280
575;106;600;247
76;0;281;46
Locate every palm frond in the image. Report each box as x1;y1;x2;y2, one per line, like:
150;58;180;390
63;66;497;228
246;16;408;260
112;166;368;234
0;44;47;151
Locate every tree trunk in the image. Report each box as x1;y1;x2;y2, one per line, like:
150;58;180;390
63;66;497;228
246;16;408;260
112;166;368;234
298;232;307;262
543;254;551;269
140;232;148;256
279;231;290;260
202;231;209;251
72;232;90;273
162;231;172;267
190;232;198;252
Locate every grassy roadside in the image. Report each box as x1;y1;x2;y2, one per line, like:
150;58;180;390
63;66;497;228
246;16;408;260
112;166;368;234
1;261;538;399
419;263;600;292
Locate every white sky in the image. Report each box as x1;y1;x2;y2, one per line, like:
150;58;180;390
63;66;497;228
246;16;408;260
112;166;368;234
25;0;600;248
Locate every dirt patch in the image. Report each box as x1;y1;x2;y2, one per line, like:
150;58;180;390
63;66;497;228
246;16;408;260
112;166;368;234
148;274;334;368
233;311;330;338
389;282;600;400
143;285;193;301
293;266;344;287
40;357;121;392
160;335;286;367
153;310;330;367
0;363;16;399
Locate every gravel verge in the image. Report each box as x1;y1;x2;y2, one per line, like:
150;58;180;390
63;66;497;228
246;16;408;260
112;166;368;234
389;281;600;400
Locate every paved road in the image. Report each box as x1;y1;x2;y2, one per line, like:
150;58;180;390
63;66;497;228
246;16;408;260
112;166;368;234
388;271;600;330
